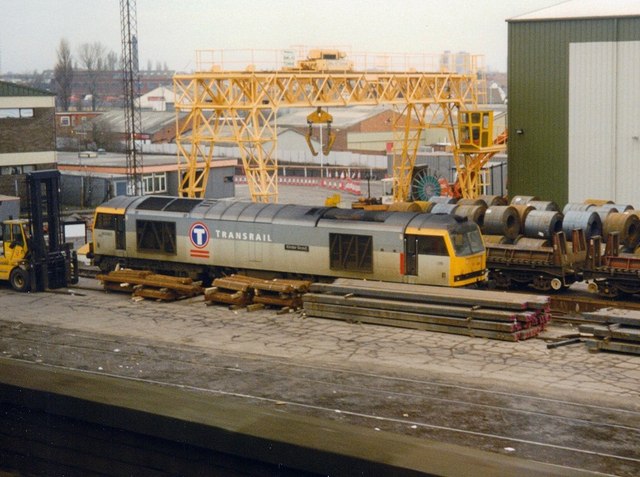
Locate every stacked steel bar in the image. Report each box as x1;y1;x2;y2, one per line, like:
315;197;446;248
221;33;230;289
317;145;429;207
204;275;311;309
580;308;640;355
97;270;203;301
303;278;550;342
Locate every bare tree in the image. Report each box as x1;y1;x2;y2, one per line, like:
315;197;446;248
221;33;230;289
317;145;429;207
54;38;74;111
106;51;119;70
78;41;107;111
25;70;47;90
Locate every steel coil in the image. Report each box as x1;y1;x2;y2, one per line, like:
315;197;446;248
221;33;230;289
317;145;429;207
457;198;487;207
483;234;511;245
478;195;507;206
511;205;535;233
482;205;521;240
510;195;538;206
454;204;487;226
592;206;618;224
562;210;602;241
562;203;593;215
387;202;423;212
431;203;459;215
603;212;640;249
597;203;633;214
414;201;435;213
523;210;563;239
584;199;614;206
429;196;458;205
527;200;559;211
513;236;550;248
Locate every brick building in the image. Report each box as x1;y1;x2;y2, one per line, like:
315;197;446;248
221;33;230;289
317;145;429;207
0;81;56;198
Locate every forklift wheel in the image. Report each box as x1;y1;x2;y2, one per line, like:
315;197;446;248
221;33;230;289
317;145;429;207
10;268;31;293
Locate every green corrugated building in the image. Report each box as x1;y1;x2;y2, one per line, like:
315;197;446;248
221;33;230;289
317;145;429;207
507;1;640;207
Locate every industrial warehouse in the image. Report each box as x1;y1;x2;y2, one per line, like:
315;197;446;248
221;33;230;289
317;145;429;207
1;1;640;476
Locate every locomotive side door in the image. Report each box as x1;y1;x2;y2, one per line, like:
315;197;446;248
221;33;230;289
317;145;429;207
404;235;418;276
404;234;450;285
94;213;126;256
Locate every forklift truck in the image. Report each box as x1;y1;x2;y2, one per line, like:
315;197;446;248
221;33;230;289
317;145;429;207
0;170;78;292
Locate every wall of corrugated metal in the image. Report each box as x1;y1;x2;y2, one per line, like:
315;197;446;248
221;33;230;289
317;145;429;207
507;17;640;206
568;42;616;202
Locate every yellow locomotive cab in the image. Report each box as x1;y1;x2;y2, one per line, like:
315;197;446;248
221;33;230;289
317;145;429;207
404;222;486;287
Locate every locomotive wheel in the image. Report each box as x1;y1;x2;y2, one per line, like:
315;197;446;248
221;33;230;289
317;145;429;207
9;268;31;293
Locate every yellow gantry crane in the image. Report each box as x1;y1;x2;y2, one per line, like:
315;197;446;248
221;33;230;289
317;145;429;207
173;50;485;203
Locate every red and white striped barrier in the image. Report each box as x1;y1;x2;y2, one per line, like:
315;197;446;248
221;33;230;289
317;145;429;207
234;176;361;196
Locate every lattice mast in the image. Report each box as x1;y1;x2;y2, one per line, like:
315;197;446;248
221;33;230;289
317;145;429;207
120;0;143;195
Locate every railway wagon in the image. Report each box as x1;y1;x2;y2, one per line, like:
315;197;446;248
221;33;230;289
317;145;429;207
90;195;487;287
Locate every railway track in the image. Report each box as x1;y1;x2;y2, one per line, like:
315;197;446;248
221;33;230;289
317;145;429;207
1;320;638;476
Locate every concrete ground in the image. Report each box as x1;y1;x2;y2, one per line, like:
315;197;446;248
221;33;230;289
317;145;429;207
4;278;640;404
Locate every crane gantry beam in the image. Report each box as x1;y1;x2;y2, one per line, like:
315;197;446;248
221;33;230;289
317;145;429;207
173;71;478;202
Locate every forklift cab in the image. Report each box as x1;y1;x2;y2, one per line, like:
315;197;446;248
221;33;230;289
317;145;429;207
1;220;30;262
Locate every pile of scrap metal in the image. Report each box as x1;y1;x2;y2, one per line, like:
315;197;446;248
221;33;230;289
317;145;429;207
303;278;550;342
580;308;640;355
97;269;203;302
204;274;311;310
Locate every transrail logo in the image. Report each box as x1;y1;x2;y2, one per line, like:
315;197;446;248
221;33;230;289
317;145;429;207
189;222;210;259
189;222;210;248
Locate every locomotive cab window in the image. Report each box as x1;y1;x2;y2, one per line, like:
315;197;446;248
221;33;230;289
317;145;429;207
416;235;448;256
95;212;126;250
450;229;484;256
136;220;176;254
329;233;373;272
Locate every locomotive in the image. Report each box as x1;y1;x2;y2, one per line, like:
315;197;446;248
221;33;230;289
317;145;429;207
90;195;487;287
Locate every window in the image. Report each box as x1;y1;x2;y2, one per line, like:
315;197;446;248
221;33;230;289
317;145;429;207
329;233;373;272
153;173;166;193
142;175;153;194
60;116;71;127
142;173;167;194
0;108;34;119
136;220;176;254
95;213;117;230
450;229;485;257
416;236;448;256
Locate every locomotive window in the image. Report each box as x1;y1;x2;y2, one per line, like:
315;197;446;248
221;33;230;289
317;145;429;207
451;229;485;256
136;220;176;254
95;213;119;230
329;233;373;273
416;236;448;256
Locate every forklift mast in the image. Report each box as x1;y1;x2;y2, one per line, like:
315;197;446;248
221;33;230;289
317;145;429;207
26;170;77;291
27;170;63;259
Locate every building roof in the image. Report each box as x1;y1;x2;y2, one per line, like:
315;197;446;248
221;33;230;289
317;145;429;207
0;80;55;97
509;0;640;22
56;151;237;177
88;109;180;135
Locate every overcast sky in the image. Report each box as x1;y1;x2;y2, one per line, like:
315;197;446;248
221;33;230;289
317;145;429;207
1;0;562;74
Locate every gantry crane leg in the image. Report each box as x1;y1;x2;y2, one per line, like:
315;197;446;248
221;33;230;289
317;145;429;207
176;104;215;198
391;103;429;203
235;107;279;203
